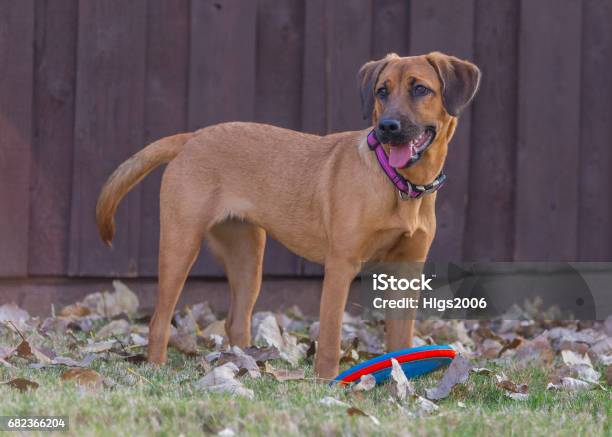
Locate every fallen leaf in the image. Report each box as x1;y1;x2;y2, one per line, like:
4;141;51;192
547;377;593;392
15;339;54;364
388;358;414;401
217;346;261;378
346;407;380;425
30;354;97;369
82;340;116;353
352;374;376;392
201;320;227;339
169;332;198;356
96;319;130;339
39;317;72;335
498;337;523;357
264;362;304;381
562;350;592;367
505;392;529;401
497;379;528;394
81;280;139;318
413;396;439;415
174;302;217;334
319;397;350;407
253;314;306;365
471;367;495;375
2;378;39;392
242;346;281;364
0;346;14;360
60;303;91;318
123;354;148;365
61;368;103;388
195;362;254;399
425;355;472;400
0;304;31;330
515;333;554;367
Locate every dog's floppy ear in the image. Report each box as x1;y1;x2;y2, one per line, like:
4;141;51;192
357;53;398;120
426;52;481;117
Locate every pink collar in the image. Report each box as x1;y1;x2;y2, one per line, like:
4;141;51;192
366;130;446;200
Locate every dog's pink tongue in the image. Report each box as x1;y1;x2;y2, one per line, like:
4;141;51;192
388;143;415;168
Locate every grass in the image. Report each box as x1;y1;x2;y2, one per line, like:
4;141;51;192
1;345;610;437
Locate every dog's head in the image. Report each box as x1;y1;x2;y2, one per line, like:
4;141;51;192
358;52;480;169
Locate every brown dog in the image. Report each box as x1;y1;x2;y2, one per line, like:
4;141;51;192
96;52;480;379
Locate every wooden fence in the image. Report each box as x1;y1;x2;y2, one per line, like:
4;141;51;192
1;0;611;280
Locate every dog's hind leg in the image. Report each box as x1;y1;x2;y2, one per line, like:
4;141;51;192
148;167;213;364
207;220;266;348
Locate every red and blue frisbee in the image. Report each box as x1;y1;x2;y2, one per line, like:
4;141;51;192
332;345;456;386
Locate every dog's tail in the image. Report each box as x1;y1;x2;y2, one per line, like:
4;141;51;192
96;132;194;246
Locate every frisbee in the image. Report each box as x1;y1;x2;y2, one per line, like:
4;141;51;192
331;345;456;386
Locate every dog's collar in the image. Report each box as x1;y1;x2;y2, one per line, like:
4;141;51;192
366;130;446;200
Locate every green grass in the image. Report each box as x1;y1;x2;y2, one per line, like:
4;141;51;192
1;345;610;437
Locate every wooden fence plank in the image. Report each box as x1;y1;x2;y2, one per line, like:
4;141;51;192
300;0;327;275
371;0;410;59
463;0;518;261
409;0;475;261
514;0;582;261
301;0;327;136
69;1;148;276
28;0;78;275
578;0;612;260
255;0;305;275
326;0;372;133
0;1;34;277
188;0;257;275
139;0;190;276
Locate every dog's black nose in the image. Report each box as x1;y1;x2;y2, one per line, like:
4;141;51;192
378;118;401;134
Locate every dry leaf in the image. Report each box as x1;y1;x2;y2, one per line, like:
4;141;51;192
81;280;139;317
352;374;376;392
82;340;116;353
388;358;414;401
0;304;31;330
169;332;198;356
15;339;54;364
497;379;528;394
413;396;439;415
547;377;593;392
243;346;281;364
604;365;611;386
319;397;350;407
425;355;472;400
201;320;227;339
96;319;130;339
346;407;380;425
174;302;217;334
498;337;523;357
61;368;103;388
2;378;39;392
264;362;304;381
505;392;529;401
195;362;254;399
60;303;91;318
217;346;261;378
562;350;592;367
515;333;554;367
253;314;306;365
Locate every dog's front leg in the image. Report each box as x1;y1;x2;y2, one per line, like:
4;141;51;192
384;230;434;351
315;258;360;380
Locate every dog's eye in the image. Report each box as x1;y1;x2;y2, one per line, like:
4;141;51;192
376;86;388;99
412;84;431;97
